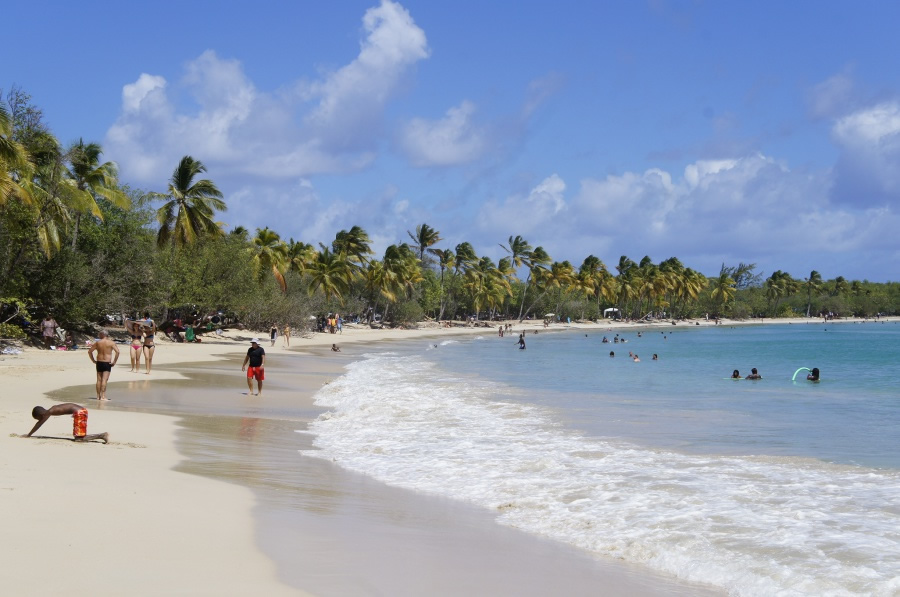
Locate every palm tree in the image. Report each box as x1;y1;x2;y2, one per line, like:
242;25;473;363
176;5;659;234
614;256;637;318
230;226;249;240
454;242;478;274
579;255;611;317
250;227;289;293
678;268;707;318
831;276;849;296
572;269;596;320
380;243;423;320
464;256;511;320
501;235;534;321
765;270;799;316
407;223;442;265
0;103;33;207
152;156;225;249
519;246;552;321
332;225;373;272
427;248;455;320
306;248;352;303
66;139;129;248
804;270;823;317
710;271;736;316
545;260;575;317
287;239;317;274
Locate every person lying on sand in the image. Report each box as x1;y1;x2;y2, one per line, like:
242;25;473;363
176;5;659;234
26;403;109;443
331;344;341;352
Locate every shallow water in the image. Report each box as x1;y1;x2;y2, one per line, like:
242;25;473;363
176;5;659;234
306;322;900;596
50;350;721;596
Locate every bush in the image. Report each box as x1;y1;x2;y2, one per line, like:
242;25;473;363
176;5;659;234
0;322;27;339
390;300;424;326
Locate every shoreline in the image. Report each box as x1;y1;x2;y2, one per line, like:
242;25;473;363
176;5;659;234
0;316;881;595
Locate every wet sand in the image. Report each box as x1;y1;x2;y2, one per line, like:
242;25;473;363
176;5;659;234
49;346;723;596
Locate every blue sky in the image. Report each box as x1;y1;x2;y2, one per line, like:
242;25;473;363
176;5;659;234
7;1;900;281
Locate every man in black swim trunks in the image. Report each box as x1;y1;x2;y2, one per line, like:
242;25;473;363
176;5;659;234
88;330;120;401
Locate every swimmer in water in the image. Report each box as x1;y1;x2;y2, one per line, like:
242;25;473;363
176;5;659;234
731;369;742;379
807;367;820;382
745;368;762;380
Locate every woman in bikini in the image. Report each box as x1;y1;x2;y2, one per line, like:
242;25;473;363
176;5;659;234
141;311;157;374
124;317;144;372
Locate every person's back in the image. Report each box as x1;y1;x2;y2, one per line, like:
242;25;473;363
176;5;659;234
91;335;117;363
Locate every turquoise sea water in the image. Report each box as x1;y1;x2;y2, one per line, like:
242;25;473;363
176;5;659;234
430;322;900;469
306;322;900;596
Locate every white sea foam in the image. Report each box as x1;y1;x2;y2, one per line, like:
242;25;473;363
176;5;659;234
304;353;900;596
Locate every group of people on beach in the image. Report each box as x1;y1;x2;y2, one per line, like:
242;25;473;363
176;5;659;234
124;313;157;374
24;329;121;443
269;324;291;347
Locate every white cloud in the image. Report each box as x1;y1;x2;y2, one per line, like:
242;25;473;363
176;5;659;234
831;101;900;206
105;1;429;185
301;0;429;150
808;71;855;120
478;174;567;236
470;154;898;279
398;101;486;166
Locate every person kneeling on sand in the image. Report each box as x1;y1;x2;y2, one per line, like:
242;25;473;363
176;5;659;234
26;403;108;443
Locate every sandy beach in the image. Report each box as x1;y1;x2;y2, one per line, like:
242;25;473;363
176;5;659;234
0;316;804;595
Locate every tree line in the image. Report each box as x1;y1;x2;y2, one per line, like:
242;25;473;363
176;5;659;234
2;87;898;339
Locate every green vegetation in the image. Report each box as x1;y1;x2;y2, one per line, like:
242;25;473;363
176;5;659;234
2;87;898;340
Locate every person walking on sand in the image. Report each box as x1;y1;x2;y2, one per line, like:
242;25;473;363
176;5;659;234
270;324;278;347
242;338;266;396
41;314;59;349
140;311;156;374
88;330;120;401
282;324;291;347
26;403;108;443
124;318;143;372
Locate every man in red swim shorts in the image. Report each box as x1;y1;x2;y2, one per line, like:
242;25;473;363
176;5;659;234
241;338;266;396
25;403;109;443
